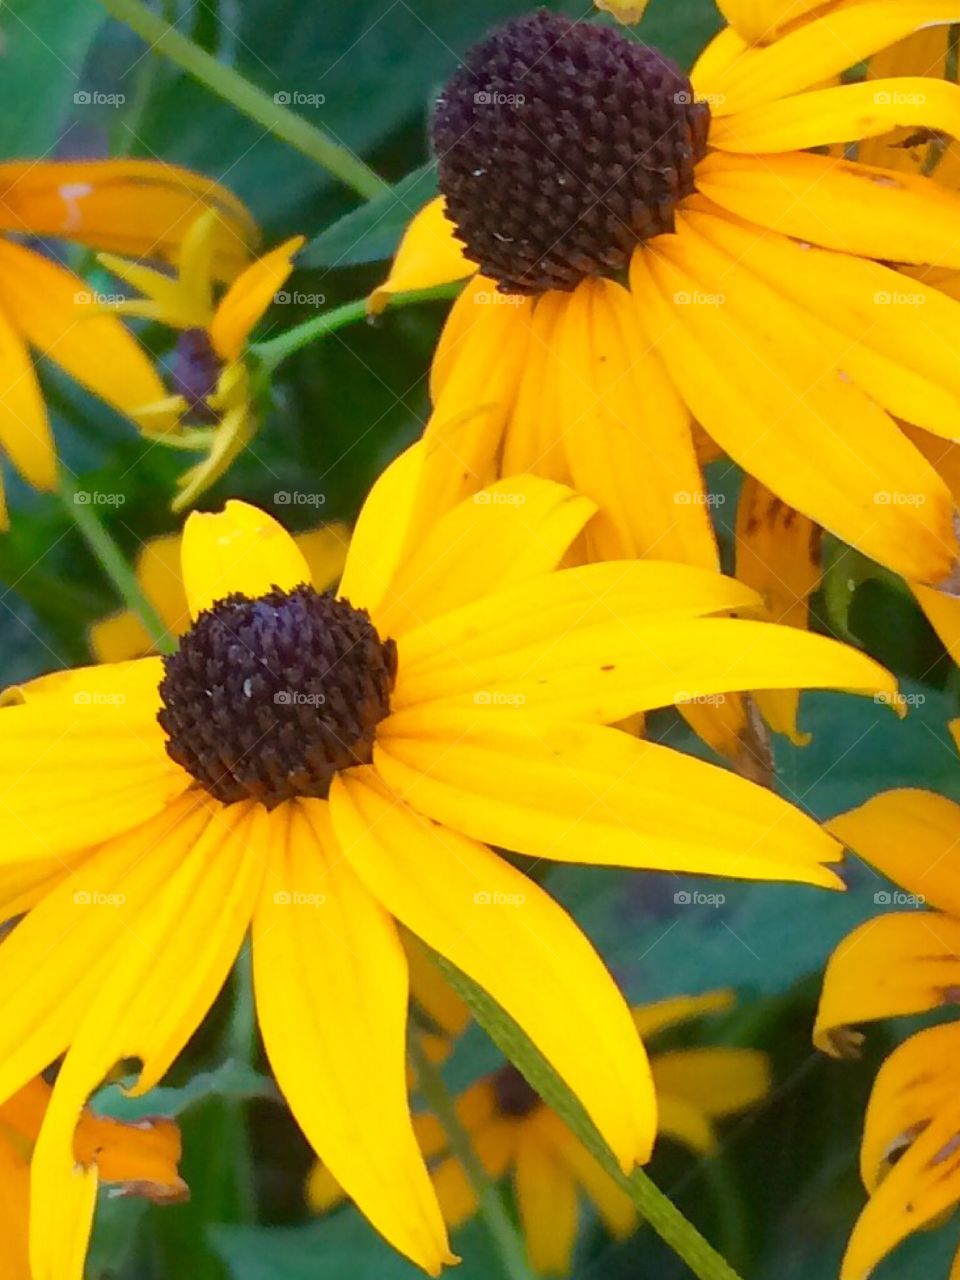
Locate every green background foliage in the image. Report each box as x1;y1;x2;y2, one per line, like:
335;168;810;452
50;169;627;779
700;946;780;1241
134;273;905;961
1;1;956;1277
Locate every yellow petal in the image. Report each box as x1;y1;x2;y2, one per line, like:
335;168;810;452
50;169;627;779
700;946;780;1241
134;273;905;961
829;789;960;915
696;150;960;270
306;1161;347;1213
339;442;425;616
181;499;311;616
552;276;718;568
0;293;55;490
374;476;595;637
547;1115;637;1240
513;1131;580;1276
652;1049;771;1118
654;1095;718;1155
631;232;958;586
0;159;256;279
90;532;192;663
368;198;475;315
500;291;570;484
405;934;470;1043
814;912;960;1053
294;524;350;591
330;770;657;1171
96;250;213;330
594;0;649;20
735;475;822;745
374;716;843;887
711;77;960;154
711;0;837;44
253;799;453;1274
0;659;185;863
210;236;304;361
632;991;736;1040
701;3;960;115
0;239;171;423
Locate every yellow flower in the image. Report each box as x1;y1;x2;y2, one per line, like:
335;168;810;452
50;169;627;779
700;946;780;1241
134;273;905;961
814;743;960;1280
89;522;350;662
373;8;960;599
594;0;650;22
0;159;254;527
0;1073;185;1280
0;445;895;1274
100;211;303;510
309;990;770;1277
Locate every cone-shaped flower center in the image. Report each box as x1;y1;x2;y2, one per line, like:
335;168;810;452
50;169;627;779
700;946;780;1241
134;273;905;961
170;328;223;423
432;10;710;295
158;586;397;808
493;1064;542;1118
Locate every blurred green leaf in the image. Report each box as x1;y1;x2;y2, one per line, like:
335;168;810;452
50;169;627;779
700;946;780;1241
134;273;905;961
302;163;438;268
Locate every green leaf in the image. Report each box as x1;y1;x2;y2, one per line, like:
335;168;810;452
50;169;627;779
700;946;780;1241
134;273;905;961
0;0;106;157
301;163;438;268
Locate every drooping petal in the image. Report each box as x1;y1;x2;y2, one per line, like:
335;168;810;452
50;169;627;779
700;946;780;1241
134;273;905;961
630;233;958;585
632;991;735;1039
513;1128;580;1276
710;77;960;154
699;4;960;115
735;475;822;745
695;151;960;270
339;442;425;616
0;159;256;278
368;198;476;315
551;276;717;568
253;799;453;1275
547;1115;637;1240
330;770;657;1171
654;1096;717;1155
294;524;350;591
814;912;960;1054
0;658;185;863
652;1049;771;1119
828;789;960;915
180;499;312;616
0;292;55;493
374;716;843;887
501;291;572;483
209;236;304;362
374;476;595;637
90;533;191;662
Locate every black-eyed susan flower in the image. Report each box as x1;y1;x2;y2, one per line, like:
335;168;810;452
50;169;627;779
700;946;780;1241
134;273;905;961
89;522;349;662
0;159;254;527
0;1073;185;1280
100;211;302;510
374;7;960;601
0;444;897;1274
814;734;960;1279
309;990;769;1276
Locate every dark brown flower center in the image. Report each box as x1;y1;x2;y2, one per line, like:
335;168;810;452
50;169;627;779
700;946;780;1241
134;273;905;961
493;1064;541;1118
158;586;396;808
432;10;710;295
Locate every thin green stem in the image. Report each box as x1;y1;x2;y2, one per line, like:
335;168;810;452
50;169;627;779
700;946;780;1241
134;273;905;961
251;282;464;373
60;473;172;654
98;0;387;199
409;1036;536;1280
226;943;258;1222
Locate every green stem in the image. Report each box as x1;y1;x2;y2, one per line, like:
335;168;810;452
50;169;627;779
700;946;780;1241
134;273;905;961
251;282;464;373
60;473;172;654
409;1036;536;1280
98;0;387;199
226;943;258;1221
616;1167;743;1280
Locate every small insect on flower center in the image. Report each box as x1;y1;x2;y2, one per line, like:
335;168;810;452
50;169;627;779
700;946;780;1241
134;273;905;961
493;1064;542;1118
158;586;397;808
432;10;710;295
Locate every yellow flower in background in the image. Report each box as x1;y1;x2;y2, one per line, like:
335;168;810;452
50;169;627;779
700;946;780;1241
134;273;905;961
0;1074;185;1280
0;441;897;1274
0;159;255;527
100;211;303;510
89;522;349;662
594;0;650;22
814;732;960;1280
309;990;770;1276
374;8;960;603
